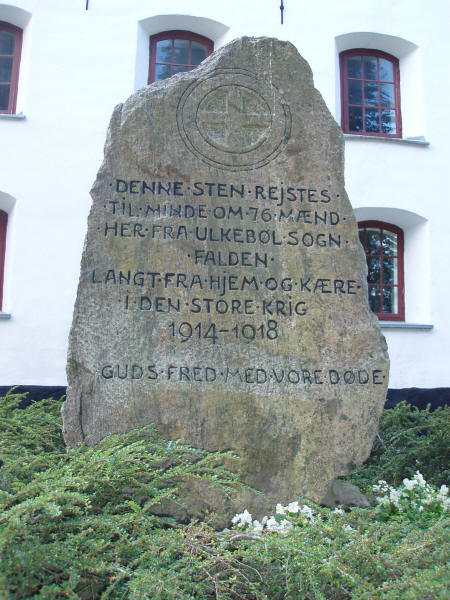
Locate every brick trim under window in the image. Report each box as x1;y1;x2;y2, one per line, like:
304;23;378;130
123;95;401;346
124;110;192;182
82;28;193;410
340;49;401;138
358;220;405;321
0;210;7;310
0;21;23;114
148;30;213;84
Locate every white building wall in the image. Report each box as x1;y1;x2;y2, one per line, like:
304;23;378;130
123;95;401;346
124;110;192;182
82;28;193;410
1;0;449;388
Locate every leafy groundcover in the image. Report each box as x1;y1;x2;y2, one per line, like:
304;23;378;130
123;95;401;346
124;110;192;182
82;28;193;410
0;389;448;599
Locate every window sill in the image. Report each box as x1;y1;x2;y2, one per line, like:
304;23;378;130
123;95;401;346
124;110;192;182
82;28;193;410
0;312;11;320
0;112;26;120
344;134;429;146
379;322;433;330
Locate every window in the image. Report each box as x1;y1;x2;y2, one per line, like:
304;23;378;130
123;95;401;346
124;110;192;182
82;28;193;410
0;210;7;311
148;30;213;84
0;22;22;114
358;221;404;321
340;49;401;138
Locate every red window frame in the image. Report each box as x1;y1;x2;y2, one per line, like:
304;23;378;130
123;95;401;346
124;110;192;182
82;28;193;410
340;49;402;138
358;220;405;321
0;210;7;311
0;21;23;114
148;30;213;84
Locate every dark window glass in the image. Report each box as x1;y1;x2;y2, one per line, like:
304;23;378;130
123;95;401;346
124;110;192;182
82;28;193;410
155;39;172;63
0;210;7;311
0;56;12;82
348;79;362;104
0;84;10;110
149;31;213;84
358;221;404;321
363;56;378;80
347;56;361;78
173;39;189;64
379;58;393;81
0;30;14;54
191;41;207;64
155;64;171;81
364;81;378;105
381;109;397;134
380;83;395;107
340;50;401;138
0;22;22;114
348;106;363;132
365;108;380;132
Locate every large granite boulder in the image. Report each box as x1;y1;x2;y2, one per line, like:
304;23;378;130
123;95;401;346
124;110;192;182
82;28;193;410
63;37;389;522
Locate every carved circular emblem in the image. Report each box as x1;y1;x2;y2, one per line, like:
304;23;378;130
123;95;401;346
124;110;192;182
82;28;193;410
177;68;291;171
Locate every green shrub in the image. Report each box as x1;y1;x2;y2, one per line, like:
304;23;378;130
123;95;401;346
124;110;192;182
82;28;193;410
349;401;449;492
0;392;448;599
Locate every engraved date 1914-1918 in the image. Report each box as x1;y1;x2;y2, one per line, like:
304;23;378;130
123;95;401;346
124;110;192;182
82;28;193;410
168;319;279;343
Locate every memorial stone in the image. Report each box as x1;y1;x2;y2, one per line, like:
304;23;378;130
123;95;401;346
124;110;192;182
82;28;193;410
63;37;389;521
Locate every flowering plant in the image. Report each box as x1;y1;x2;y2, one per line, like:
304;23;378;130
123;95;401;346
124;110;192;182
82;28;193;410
231;500;317;536
231;500;355;537
373;470;449;522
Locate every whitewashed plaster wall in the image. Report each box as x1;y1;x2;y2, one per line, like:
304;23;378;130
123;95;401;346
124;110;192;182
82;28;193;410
0;0;449;388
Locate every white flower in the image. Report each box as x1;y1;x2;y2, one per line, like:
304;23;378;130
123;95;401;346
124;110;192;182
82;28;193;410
231;509;252;528
265;516;280;532
266;516;293;535
279;519;293;535
261;515;268;525
333;507;344;515
389;488;402;507
276;503;286;515
373;480;388;493
300;505;314;520
403;478;417;490
414;471;426;488
287;501;300;514
376;495;390;505
438;485;448;497
251;519;263;533
343;524;353;531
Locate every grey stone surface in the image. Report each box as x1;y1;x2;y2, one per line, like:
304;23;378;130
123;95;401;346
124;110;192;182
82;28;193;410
63;37;389;521
323;479;371;509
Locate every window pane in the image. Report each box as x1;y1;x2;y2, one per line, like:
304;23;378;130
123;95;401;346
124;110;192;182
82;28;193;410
367;257;381;284
0;56;12;83
154;64;171;81
364;56;377;80
364;82;379;106
366;229;381;254
0;31;14;55
379;58;394;82
380;83;395;107
191;41;207;65
367;257;381;283
369;287;381;313
348;106;363;132
347;56;361;78
348;79;362;104
173;39;189;64
0;84;10;110
155;39;172;63
173;65;189;75
358;229;365;248
383;287;398;314
381;109;397;134
382;231;397;255
365;108;380;132
383;258;397;284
